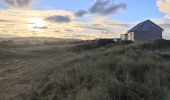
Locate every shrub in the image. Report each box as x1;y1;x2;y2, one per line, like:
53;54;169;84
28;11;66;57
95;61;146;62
71;39;115;52
35;40;170;100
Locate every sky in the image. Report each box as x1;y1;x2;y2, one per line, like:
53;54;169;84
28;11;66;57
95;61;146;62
0;0;170;40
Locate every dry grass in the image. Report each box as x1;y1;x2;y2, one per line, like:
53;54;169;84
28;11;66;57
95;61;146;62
0;39;170;100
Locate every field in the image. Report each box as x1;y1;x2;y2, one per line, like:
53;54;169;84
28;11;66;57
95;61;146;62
0;39;170;100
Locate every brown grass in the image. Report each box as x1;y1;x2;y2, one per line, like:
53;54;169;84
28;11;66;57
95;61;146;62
0;39;170;100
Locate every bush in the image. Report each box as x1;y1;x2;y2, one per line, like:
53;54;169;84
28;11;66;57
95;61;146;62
137;39;170;50
71;39;115;53
35;40;170;100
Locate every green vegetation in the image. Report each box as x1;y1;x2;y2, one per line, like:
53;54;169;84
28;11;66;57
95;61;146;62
0;39;170;100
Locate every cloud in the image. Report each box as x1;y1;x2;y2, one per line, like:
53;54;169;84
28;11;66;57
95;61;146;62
89;0;127;16
160;23;170;29
90;18;131;29
1;0;37;8
157;0;170;18
33;26;48;29
0;9;131;39
75;0;127;17
65;29;74;32
0;19;11;22
75;25;108;31
54;30;61;33
45;15;71;23
74;10;88;17
0;33;18;38
73;17;131;38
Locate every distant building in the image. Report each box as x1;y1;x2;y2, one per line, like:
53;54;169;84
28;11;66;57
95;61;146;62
121;20;164;41
120;34;128;41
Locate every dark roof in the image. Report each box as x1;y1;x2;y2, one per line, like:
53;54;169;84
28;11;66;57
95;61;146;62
128;20;164;32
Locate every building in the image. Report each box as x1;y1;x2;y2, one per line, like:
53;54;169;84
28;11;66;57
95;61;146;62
121;20;164;42
120;34;128;41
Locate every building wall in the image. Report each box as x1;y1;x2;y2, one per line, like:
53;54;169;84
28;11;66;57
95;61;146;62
120;34;128;41
128;30;162;41
128;32;134;41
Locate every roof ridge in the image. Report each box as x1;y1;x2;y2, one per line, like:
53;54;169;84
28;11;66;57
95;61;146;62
128;20;164;32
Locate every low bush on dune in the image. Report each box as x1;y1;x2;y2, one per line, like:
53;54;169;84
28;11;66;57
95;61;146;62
71;39;115;52
33;39;170;100
135;39;170;50
0;49;18;59
0;40;29;49
0;40;15;48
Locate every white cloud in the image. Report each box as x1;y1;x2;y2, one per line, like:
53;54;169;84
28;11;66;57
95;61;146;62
0;9;131;40
152;1;170;38
157;0;170;18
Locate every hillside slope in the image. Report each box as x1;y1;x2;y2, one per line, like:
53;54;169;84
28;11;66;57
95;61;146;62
36;40;170;100
0;39;170;100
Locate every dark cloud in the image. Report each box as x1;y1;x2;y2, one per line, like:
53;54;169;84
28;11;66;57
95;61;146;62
45;15;71;23
33;26;48;29
75;0;127;17
0;19;11;22
89;0;126;16
92;24;101;26
54;30;61;33
2;0;37;8
86;26;108;31
74;10;88;17
74;25;107;31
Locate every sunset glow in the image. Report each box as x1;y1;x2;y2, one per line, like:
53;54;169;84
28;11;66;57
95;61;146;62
29;18;46;28
0;0;169;39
